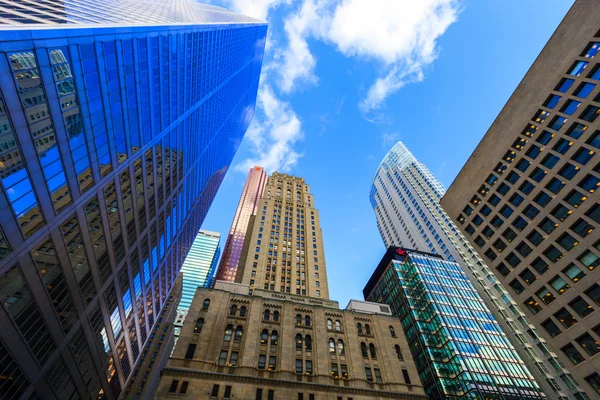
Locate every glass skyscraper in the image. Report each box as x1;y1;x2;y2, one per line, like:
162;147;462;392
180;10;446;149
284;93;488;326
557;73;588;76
364;247;545;400
0;2;266;399
178;230;220;311
215;165;267;282
370;141;588;399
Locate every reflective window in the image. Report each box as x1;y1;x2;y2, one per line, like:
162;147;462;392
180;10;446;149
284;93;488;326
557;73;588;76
573;82;596;98
60;214;96;305
569;296;594;318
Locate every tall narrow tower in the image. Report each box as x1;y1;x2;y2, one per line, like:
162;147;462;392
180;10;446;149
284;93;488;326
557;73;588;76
236;172;329;299
214;166;267;282
370;141;587;399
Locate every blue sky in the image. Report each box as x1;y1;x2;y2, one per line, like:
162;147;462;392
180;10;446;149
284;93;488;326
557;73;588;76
203;0;575;306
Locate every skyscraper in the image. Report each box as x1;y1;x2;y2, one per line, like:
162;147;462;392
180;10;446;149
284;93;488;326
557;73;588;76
0;3;266;399
236;172;330;298
364;247;546;400
154;172;427;400
215;166;267;282
178;230;221;312
440;1;600;397
371;141;587;398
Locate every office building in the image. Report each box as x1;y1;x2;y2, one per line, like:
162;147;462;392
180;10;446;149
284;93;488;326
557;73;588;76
364;247;546;400
441;1;600;397
215;166;267;282
178;230;221;311
371;141;586;398
236;172;330;299
0;2;266;399
155;172;426;399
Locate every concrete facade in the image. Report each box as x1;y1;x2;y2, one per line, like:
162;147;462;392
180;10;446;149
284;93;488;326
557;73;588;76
441;1;600;397
155;286;426;400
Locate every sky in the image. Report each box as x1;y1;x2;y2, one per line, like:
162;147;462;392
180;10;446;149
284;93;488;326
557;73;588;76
202;0;576;306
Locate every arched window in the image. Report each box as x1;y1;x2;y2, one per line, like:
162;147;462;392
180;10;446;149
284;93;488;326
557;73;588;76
296;333;303;350
369;343;377;359
273;310;280;322
389;326;396;337
357;323;363;334
395;345;403;360
295;314;302;325
240;306;247;317
327;319;333;330
263;309;270;321
365;324;371;335
202;299;210;310
194;318;204;334
360;342;368;358
234;326;243;342
261;329;269;343
305;315;311;327
335;320;341;331
230;304;237;316
328;338;336;353
338;339;345;355
224;324;233;341
271;330;278;346
305;335;312;350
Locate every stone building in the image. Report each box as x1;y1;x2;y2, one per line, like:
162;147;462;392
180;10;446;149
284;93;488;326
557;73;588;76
155;283;426;399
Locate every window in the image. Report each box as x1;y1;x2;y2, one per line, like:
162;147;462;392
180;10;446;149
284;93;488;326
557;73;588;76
554;308;577;329
497;263;511;277
295;314;302;325
360;342;368;358
230;352;239;367
572;147;595;166
550;204;571;221
539;217;558;234
402;369;412;385
480;205;492;216
493;239;506;253
537;287;555;305
585;373;600;395
211;384;220;398
240;306;247;317
356;323;362;334
527;230;544;246
541;319;561;338
588;130;600;149
561;99;581;115
516;241;532;257
531;257;549;275
306;360;313;374
519;268;536;285
194;318;204;334
472;215;483;226
365;367;373;382
549;275;570;295
545;244;565;263
256;389;263;400
305;315;311;326
394;345;404;360
550;116;568;131
509;279;525;295
364;324;371;335
579;174;600;192
258;355;266;369
569;296;594;318
305;334;312;350
586;284;600;305
268;390;274;400
485;249;497;261
482;226;495;238
268;355;276;370
184;343;196;360
234;326;243;342
488;194;501;206
563;263;585;283
230;304;237;316
562;343;585;365
331;363;339;378
218;351;228;366
546;178;565;194
273;310;279;322
328;338;335;353
202;299;210;310
261;329;268;343
271;330;278;346
497;183;510;195
505;252;520;267
374;368;383;383
579;250;600;271
502;228;517;242
296;359;303;374
544;94;561;109
559;163;580;180
523;204;540;220
169;380;179;393
338;339;345;355
327;319;332;330
529;167;546;183
224;386;232;399
525;297;542;314
296;334;303;350
534;191;552;207
556;78;574;92
341;364;348;379
263;309;270;321
569;60;589;76
580;105;600;122
223;325;233;341
526;145;541;160
491;215;504;228
335;320;341;331
369;343;377;359
519;180;535;195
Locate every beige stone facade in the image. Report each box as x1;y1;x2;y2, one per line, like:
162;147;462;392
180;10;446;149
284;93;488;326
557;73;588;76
235;172;330;299
155;286;426;400
441;0;600;397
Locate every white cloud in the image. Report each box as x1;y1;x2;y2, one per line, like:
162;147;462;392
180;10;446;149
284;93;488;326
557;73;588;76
382;132;401;148
227;0;291;21
235;84;303;173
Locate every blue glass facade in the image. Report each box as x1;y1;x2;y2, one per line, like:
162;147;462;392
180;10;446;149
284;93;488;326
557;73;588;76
178;230;221;311
364;248;546;400
0;6;266;399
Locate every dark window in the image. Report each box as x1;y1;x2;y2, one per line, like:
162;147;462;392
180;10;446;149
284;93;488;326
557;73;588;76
374;368;383;383
539;217;558;234
551;204;571;221
562;263;586;283
550;116;568;131
474;236;485;248
184;343;196;360
537;287;556;305
256;389;263;400
502;228;517;242
516;241;532;257
550;275;571;295
544;245;564;262
465;224;475;235
218;351;228;366
579;105;600;122
296;359;303;374
497;183;510;196
463;205;474;215
506;171;520;184
576;333;599;356
537;130;554;145
515;158;531;172
224;386;232;399
565;190;587;208
579;174;600;192
531;257;549;275
569;296;594;318
542;154;560;169
586;284;600;305
562;343;585;365
480;205;492;216
567;122;589;139
512;216;528;231
194;318;204;334
546;178;565;194
505;252;520;267
268;390;274;400
526;145;541;160
585;373;600;395
558;163;580;180
554;308;577;329
180;382;189;395
509;279;525;295
169;380;179;393
541;319;561;338
488;194;501;206
258;355;266;369
572;147;595;165
519;180;535;195
202;299;210;310
472;215;483;226
497;263;510;277
492;239;506;252
402;369;412;384
491;216;504;227
527;230;544;246
529;167;546;183
484;249;497;261
587;130;600;149
365;367;373;382
525;297;542;314
509;193;524;207
519;268;536;285
523;204;540;220
500;205;513;218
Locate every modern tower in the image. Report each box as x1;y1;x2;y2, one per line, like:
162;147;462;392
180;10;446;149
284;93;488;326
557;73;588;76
440;1;600;397
214;166;267;282
371;141;588;399
178;230;221;312
0;3;266;400
364;247;546;400
236;172;330;298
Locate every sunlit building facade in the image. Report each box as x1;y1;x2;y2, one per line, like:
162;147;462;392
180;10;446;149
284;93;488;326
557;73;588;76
364;247;546;400
214;166;267;282
371;141;587;399
0;2;266;399
178;230;221;311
